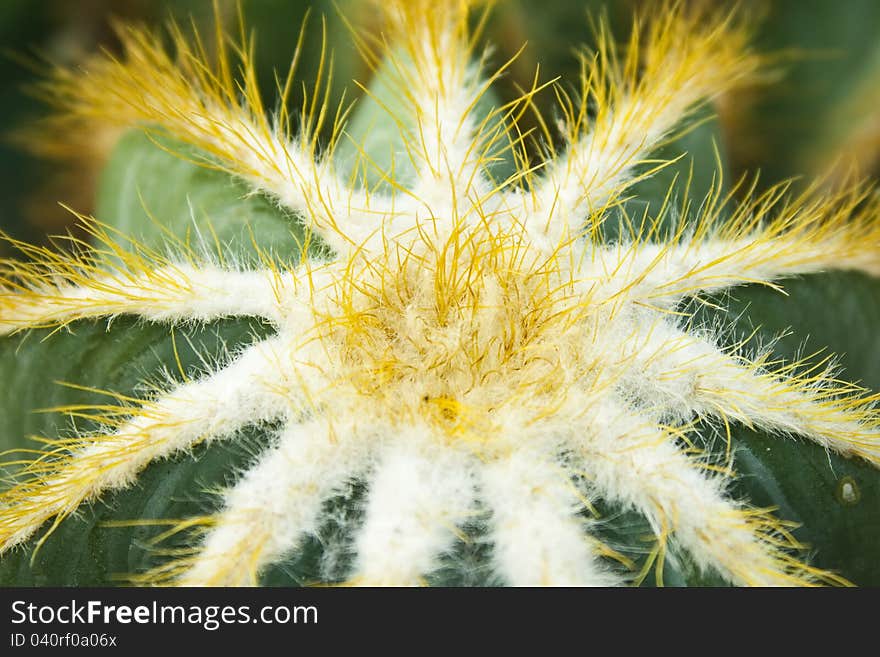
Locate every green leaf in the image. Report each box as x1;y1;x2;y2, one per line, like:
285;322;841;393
717;273;880;585
95;130;310;261
746;0;880;182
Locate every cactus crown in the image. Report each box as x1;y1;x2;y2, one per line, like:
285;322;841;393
1;0;879;586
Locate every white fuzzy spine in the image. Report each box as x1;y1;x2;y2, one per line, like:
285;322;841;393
234;125;391;255
480;450;618;586
372;13;497;254
586;236;878;310
0;337;291;551
137;96;389;256
0;265;290;335
180;418;360;586
408;67;487;200
614;320;880;463
578;402;793;586
531;95;695;249
352;436;476;585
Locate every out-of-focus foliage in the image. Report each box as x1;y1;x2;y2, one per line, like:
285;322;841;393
3;0;879;247
741;0;880;183
0;0;363;249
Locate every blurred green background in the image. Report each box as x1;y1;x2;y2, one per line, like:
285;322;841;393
1;0;879;249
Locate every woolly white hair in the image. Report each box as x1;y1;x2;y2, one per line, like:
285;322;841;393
1;0;879;586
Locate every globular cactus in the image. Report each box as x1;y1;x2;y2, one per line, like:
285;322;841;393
1;0;879;587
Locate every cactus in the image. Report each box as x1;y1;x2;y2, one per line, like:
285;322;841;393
1;0;879;586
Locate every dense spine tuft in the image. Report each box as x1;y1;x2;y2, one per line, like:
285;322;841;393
1;0;879;586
